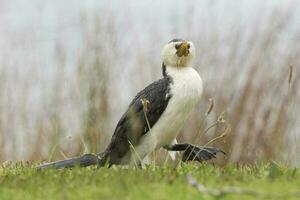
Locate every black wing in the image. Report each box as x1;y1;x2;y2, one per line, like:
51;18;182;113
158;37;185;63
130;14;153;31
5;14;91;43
102;76;173;165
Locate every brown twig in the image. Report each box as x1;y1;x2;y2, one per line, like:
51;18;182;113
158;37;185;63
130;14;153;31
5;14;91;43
186;174;300;198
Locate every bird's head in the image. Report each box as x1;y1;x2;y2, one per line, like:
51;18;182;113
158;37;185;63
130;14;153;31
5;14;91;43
162;38;195;68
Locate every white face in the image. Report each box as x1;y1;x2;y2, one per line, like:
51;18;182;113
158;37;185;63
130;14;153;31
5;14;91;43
162;39;195;68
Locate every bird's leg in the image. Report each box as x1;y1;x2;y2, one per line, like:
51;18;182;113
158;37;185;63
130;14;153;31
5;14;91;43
164;143;225;162
167;139;179;160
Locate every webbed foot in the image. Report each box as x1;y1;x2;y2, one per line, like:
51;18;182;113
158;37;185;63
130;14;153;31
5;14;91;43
166;143;225;162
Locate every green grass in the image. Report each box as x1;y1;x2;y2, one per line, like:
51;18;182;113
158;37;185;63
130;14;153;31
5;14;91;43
0;163;299;200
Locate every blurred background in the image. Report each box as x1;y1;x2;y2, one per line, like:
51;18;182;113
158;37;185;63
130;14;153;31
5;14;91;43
0;0;299;166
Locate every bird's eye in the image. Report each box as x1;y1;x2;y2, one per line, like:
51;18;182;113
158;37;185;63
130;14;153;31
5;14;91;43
187;44;190;49
175;44;180;49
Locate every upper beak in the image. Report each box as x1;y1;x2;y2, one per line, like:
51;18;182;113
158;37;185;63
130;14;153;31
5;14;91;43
176;42;189;57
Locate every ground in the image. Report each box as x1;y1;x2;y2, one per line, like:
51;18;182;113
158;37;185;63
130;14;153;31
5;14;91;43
0;163;299;200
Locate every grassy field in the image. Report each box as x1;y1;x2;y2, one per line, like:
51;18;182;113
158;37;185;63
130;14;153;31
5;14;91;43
0;163;299;200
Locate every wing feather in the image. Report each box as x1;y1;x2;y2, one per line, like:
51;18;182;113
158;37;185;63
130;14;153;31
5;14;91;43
103;76;173;165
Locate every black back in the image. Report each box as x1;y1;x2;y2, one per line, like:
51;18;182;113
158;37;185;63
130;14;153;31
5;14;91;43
168;38;184;43
102;76;173;165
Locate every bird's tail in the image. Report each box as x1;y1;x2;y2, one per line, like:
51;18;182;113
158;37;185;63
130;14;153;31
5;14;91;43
36;153;107;170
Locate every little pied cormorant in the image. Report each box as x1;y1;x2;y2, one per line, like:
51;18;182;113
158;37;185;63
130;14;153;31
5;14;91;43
37;38;224;169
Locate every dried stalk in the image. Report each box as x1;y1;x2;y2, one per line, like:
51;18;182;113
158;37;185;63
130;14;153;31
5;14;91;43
186;174;300;198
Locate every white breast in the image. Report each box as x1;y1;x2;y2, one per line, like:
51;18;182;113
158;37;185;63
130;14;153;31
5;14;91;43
151;66;203;147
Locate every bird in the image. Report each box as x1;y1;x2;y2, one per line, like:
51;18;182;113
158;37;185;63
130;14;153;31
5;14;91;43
37;38;224;170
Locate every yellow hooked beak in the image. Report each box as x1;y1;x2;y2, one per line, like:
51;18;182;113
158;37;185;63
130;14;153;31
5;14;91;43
176;42;190;57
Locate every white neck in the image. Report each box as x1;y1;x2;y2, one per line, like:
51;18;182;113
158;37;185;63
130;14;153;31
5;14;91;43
165;65;203;95
165;65;194;78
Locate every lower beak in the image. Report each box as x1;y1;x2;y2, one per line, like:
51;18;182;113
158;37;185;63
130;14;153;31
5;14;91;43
177;42;189;57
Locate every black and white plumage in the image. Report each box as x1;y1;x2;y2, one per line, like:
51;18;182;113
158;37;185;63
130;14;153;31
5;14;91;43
99;75;172;165
37;38;224;170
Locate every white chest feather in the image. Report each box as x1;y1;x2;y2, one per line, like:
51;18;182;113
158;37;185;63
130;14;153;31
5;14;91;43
151;66;203;147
